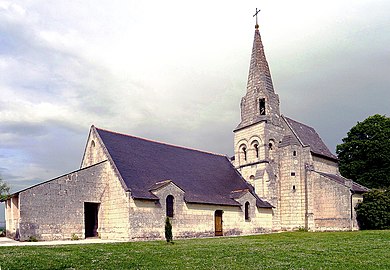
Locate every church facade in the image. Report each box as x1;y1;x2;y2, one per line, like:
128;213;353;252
3;23;368;241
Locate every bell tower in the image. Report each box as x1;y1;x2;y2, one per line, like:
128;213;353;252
235;14;281;131
233;11;284;228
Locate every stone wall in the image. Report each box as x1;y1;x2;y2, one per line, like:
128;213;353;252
234;120;285;229
234;122;266;168
5;196;19;238
127;182;273;240
16;161;131;241
351;193;363;230
312;174;353;231
312;155;339;174
80;127;131;240
278;144;306;230
81;128;111;168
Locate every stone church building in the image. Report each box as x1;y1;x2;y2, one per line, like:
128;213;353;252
3;23;368;241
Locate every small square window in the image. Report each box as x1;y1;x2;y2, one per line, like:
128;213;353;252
291;172;296;176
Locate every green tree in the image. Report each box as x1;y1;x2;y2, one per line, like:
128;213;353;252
336;114;390;189
0;175;10;201
164;217;173;243
356;189;390;230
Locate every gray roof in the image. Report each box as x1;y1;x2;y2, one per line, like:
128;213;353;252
95;127;272;208
316;172;369;193
279;134;300;147
284;116;338;160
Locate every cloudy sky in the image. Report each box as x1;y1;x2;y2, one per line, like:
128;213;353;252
0;1;389;220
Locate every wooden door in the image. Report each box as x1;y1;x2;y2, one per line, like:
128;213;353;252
215;210;223;236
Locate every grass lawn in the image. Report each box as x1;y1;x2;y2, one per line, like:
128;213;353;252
0;230;389;269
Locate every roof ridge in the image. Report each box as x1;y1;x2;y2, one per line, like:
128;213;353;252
314;171;350;187
351;181;366;187
281;115;305;146
91;126;131;192
231;189;250;193
6;160;108;197
283;116;315;131
314;171;369;191
94;126;227;158
282;115;338;160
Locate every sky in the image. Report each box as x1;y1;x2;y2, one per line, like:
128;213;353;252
0;1;389;220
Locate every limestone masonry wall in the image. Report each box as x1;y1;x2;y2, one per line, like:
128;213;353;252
234;122;266;167
128;183;272;240
15;128;133;241
82;129;131;240
351;194;363;230
278;144;306;230
17;161;131;241
312;174;353;231
18;162;108;240
312;156;339;174
5;196;20;238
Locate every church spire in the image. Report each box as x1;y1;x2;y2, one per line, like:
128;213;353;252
247;13;274;94
234;12;280;131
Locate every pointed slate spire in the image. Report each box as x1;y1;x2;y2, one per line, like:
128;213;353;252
247;26;275;94
235;21;280;131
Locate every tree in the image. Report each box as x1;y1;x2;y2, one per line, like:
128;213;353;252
164;217;173;243
336;114;390;189
0;175;10;201
355;189;390;230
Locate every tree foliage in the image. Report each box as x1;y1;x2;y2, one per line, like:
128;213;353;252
165;217;173;243
0;175;10;201
336;114;390;189
356;189;390;230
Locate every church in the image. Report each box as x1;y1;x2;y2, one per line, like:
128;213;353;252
3;21;368;241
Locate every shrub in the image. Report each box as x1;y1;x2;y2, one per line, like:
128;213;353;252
165;217;173;243
27;235;38;242
297;227;308;232
71;233;80;241
356;189;390;230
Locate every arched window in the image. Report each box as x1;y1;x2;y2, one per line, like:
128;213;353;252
254;143;259;158
268;142;273;150
245;202;250;220
166;195;174;218
239;144;248;163
90;140;96;162
249;175;255;189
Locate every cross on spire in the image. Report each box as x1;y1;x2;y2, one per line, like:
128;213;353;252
253;8;260;29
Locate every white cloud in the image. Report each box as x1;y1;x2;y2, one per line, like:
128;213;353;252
0;0;389;215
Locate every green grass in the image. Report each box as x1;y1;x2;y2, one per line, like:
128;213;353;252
1;230;389;269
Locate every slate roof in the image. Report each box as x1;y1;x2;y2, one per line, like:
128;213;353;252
283;116;338;160
95;127;272;208
316;172;369;194
279;134;300;147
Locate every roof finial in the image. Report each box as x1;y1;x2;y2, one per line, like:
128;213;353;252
253;8;260;29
